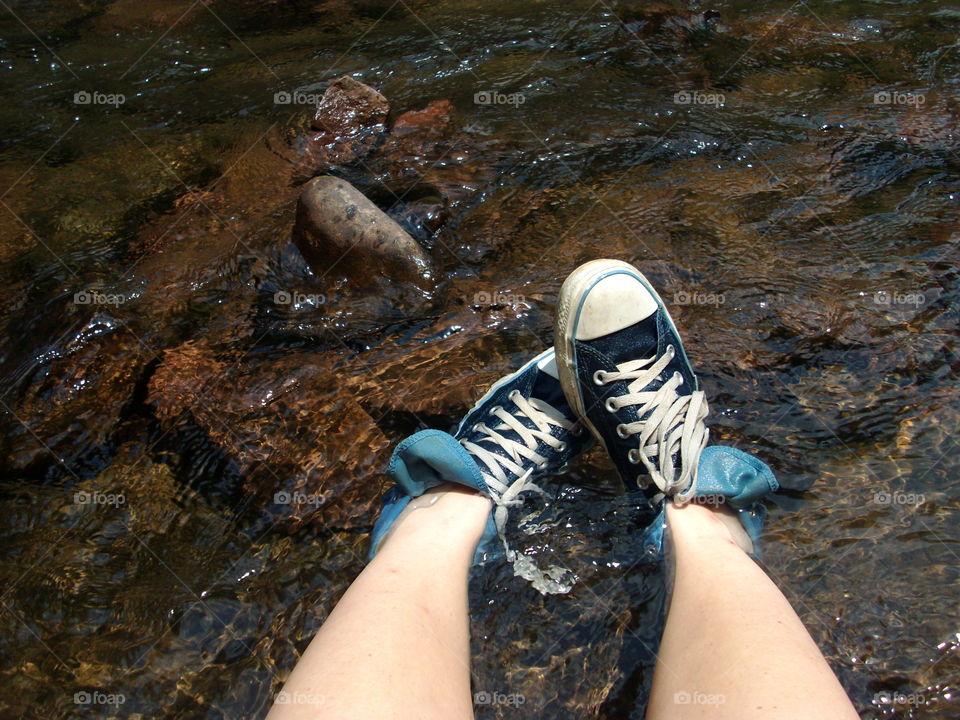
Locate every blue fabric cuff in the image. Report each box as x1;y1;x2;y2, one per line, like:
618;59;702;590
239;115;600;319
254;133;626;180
695;445;779;510
387;429;487;495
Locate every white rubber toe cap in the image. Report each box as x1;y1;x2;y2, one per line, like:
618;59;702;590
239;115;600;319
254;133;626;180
574;271;659;341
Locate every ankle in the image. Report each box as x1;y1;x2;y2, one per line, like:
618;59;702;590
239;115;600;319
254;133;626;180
379;484;491;552
666;500;754;555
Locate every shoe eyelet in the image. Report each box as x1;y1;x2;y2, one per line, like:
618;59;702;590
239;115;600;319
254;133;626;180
491;405;502;414
472;423;481;432
628;449;640;464
508;390;520;400
673;371;683;385
593;370;606;385
538;461;548;470
557;442;568;453
571;425;584;437
616;424;629;439
605;397;618;413
666;344;675;358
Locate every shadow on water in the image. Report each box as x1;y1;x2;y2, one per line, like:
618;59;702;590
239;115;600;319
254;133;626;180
0;0;958;718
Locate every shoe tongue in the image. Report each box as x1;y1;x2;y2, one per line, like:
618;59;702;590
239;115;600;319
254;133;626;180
530;367;568;410
617;357;670;396
590;315;659;366
479;368;569;460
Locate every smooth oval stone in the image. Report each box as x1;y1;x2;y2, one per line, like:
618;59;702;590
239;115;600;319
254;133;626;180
292;175;434;291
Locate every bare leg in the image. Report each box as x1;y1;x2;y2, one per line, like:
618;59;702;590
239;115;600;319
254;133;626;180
267;485;491;720
646;502;859;720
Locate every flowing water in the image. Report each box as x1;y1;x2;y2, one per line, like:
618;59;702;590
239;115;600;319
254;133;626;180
1;1;958;718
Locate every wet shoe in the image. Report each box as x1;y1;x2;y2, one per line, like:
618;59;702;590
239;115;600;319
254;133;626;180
369;349;590;576
555;258;778;555
555;258;709;503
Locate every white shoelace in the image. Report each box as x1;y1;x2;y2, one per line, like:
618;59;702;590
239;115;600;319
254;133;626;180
594;344;709;503
460;390;580;593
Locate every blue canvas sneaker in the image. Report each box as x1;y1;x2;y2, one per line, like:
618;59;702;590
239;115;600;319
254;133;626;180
370;349;591;582
555;258;709;503
555;258;778;553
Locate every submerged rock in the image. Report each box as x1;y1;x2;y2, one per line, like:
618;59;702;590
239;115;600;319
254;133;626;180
440;183;554;262
292;175;433;292
147;341;391;531
307;76;389;167
388;201;449;246
361;99;503;210
616;2;724;38
392;98;455;137
1;316;150;475
95;0;211;31
342;310;519;419
30;131;219;254
0;163;37;267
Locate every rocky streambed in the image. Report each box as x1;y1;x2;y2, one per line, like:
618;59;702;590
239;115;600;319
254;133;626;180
1;1;958;719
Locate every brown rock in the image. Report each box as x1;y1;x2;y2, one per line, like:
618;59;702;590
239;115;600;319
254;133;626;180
344;312;512;418
308;75;389;166
292;175;433;290
392;99;455;136
95;0;199;31
147;342;391;530
2;321;150;473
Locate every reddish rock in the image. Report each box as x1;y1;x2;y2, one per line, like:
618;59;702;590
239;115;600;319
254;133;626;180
364;99;503;211
392;99;455;135
308;75;389;166
342;310;529;419
147;342;391;530
1;320;149;473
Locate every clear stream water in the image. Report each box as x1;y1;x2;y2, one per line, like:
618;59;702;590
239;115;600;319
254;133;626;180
0;1;958;718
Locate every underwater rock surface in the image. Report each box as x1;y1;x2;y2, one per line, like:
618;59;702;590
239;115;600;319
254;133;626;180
0;1;958;719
